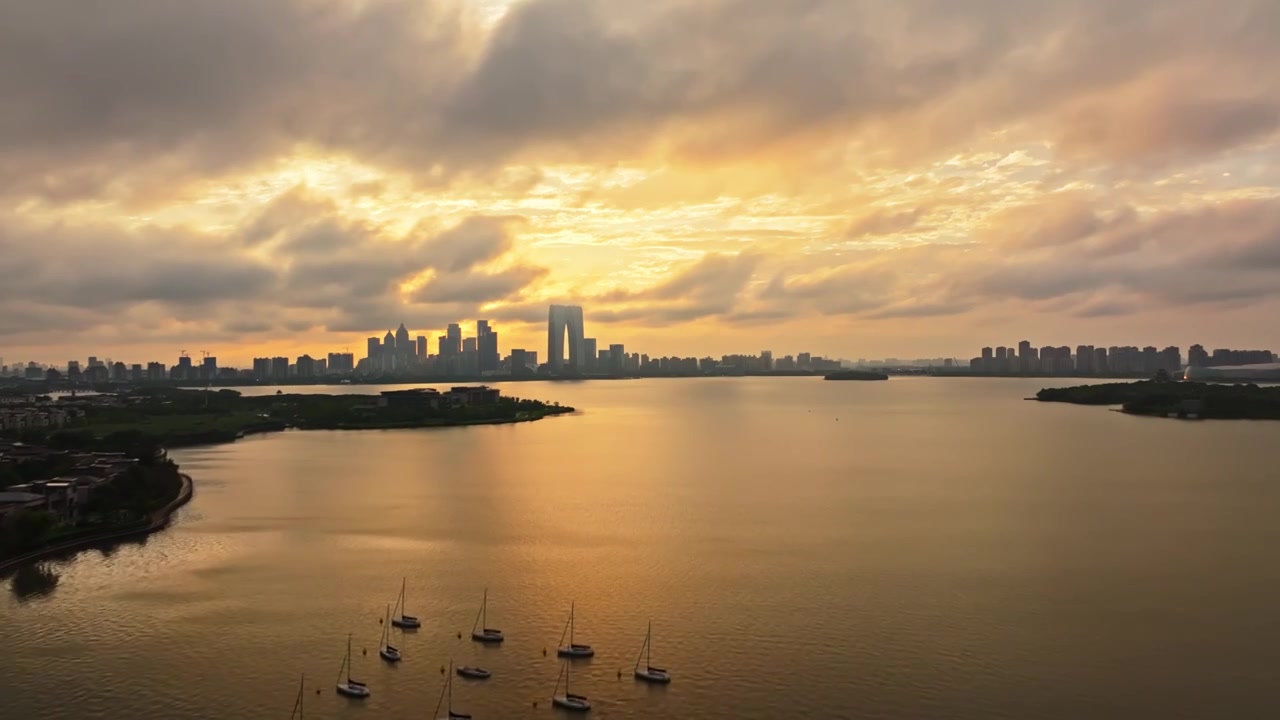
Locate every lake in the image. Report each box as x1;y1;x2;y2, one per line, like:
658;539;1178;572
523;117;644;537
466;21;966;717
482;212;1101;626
4;377;1280;719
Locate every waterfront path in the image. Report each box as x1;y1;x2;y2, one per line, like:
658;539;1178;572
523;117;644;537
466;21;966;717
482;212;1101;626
0;473;193;574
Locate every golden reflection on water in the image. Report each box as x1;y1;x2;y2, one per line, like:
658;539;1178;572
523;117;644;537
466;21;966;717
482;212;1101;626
4;378;1280;719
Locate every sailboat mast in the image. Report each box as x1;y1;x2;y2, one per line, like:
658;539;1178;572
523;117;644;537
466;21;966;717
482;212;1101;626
347;634;353;683
448;661;454;712
647;620;652;667
482;588;487;628
635;624;647;671
570;602;575;645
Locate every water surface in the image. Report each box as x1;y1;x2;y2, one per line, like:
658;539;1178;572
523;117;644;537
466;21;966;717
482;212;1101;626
4;377;1280;719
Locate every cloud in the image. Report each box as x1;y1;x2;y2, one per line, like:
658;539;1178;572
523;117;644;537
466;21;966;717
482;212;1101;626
5;0;1280;208
0;203;546;346
412;265;548;304
845;208;925;239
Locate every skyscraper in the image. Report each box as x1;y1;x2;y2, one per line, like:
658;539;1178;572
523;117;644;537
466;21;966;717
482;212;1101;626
581;338;597;372
416;336;427;359
547;304;585;372
477;320;499;373
447;323;462;355
396;323;411;364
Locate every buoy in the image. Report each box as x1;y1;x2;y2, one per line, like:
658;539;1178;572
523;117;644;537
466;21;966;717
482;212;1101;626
379;618;383;624
617;669;622;679
315;689;321;695
362;648;367;656
533;701;538;708
440;665;446;674
542;647;547;656
457;631;462;639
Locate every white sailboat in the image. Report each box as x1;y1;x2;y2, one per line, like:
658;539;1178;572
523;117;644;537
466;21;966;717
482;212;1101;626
335;634;371;698
551;660;591;712
379;603;402;663
556;601;594;658
633;620;671;684
391;577;421;629
470;588;504;643
289;673;305;719
434;661;473;720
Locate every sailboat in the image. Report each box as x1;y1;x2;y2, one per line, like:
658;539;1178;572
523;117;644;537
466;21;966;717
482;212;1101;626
556;601;594;658
289;673;305;719
335;634;371;698
379;603;402;663
470;588;504;643
633;620;671;684
434;661;473;720
551;660;591;712
391;577;421;629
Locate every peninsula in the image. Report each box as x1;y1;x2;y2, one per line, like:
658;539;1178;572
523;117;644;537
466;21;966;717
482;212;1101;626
28;385;574;450
1035;380;1280;420
1;385;571;564
824;369;889;381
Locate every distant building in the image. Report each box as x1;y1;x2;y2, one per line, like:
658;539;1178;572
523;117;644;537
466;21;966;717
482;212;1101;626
296;355;316;378
547;305;586;372
416;336;427;360
327;353;354;374
270;356;289;380
608;344;626;374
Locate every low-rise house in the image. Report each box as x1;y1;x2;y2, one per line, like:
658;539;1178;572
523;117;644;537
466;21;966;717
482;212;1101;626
0;491;47;523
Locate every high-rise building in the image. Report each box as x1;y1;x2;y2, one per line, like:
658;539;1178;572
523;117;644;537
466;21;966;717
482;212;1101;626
147;362;166;381
367;337;380;362
327;352;354;374
547;304;586;372
608;343;626;374
271;356;289;379
980;347;992;372
202;356;217;379
1076;345;1093;373
581;338;597;372
447;323;462;355
1017;341;1035;374
761;350;773;371
416;336;427;359
111;362;127;382
395;323;411;358
130;364;143;381
296;355;316;378
509;349;532;376
1188;344;1209;367
477;320;499;373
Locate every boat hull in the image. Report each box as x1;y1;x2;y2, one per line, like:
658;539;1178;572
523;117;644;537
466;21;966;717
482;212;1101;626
379;647;402;663
391;616;421;629
471;629;504;643
557;644;595;658
456;666;491;680
336;682;370;698
634;668;671;684
552;695;592;712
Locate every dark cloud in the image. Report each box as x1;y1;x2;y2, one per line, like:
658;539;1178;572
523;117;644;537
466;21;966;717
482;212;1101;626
0;208;546;343
3;0;1278;206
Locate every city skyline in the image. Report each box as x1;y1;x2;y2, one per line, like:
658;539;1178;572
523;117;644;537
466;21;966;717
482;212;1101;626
2;2;1279;365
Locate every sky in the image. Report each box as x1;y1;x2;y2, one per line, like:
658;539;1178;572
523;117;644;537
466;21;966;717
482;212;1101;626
2;0;1279;367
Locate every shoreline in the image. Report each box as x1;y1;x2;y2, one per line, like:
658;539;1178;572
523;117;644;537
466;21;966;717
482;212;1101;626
1;408;574;572
158;404;577;449
0;473;194;575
